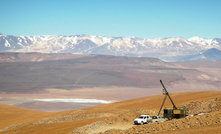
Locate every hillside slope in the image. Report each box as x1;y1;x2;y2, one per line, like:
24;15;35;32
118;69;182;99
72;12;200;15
0;91;221;134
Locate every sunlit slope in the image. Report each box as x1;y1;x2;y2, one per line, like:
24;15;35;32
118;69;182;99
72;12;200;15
0;104;49;129
77;91;221;114
1;91;221;134
0;104;74;130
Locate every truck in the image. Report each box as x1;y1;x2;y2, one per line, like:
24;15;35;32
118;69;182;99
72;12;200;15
134;115;152;125
147;116;168;123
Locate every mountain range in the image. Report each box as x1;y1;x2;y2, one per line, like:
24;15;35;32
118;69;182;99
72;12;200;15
0;33;221;61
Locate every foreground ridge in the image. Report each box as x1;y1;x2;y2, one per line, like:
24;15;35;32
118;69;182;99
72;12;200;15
76;98;221;134
1;91;221;134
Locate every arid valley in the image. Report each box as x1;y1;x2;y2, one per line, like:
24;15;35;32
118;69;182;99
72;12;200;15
1;0;221;133
0;53;221;133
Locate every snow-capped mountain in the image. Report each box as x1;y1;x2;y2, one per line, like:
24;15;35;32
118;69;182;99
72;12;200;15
188;36;221;47
0;33;220;61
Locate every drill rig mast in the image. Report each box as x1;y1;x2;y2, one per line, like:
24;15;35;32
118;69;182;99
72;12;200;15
157;80;186;119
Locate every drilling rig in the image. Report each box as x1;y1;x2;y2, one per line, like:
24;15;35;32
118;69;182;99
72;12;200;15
157;80;186;120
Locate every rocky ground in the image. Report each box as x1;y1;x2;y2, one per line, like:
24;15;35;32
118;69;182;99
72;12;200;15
1;91;221;134
72;98;221;134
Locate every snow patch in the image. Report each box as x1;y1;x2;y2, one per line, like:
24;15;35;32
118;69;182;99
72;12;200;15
188;36;212;46
5;40;11;47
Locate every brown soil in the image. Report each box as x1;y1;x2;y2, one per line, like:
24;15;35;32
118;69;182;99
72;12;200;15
0;91;221;134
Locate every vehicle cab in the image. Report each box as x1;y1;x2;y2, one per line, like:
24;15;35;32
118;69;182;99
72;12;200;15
134;115;151;125
148;116;168;123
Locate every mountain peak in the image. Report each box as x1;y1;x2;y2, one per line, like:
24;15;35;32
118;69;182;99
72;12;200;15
188;36;213;46
188;36;206;41
203;48;221;54
202;48;221;61
0;34;221;62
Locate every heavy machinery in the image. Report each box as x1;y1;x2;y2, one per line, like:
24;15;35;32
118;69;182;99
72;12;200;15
157;80;186;120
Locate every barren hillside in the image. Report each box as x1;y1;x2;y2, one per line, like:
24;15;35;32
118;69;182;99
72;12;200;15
0;91;221;134
1;53;221;111
1;53;221;94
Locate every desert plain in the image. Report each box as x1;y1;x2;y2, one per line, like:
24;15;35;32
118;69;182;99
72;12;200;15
0;53;221;133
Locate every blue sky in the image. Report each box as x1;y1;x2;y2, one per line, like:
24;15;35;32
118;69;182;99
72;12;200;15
0;0;221;39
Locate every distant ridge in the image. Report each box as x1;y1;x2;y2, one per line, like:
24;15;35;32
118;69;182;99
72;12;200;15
0;33;221;61
164;48;221;62
203;48;221;61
